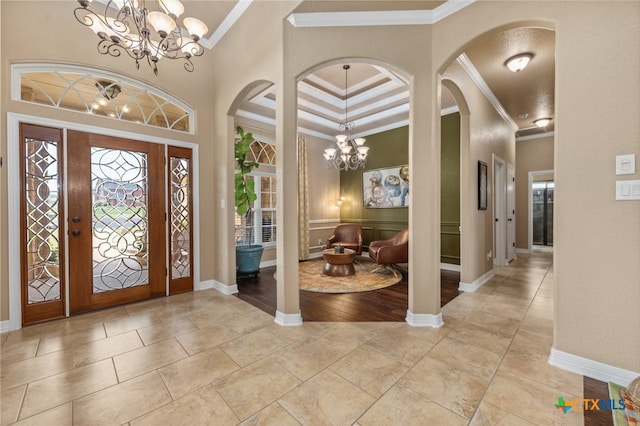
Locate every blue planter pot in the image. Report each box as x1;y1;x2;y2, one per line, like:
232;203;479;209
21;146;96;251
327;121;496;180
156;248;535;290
236;245;264;274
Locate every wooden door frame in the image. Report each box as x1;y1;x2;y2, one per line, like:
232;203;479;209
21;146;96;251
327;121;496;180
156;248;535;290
18;123;66;325
67;131;166;314
6;113;200;331
167;146;194;295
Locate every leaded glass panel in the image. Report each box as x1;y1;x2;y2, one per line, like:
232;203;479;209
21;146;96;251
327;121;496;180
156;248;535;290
170;157;191;279
24;138;61;303
91;148;149;293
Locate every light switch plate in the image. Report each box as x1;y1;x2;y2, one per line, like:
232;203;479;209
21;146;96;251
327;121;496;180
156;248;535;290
616;154;636;175
616;180;640;200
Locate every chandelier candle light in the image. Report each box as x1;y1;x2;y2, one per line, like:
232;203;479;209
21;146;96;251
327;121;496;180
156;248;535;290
74;0;209;75
323;65;369;171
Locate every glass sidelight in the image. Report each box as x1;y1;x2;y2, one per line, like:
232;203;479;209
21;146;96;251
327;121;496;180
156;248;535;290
20;124;65;324
168;146;193;294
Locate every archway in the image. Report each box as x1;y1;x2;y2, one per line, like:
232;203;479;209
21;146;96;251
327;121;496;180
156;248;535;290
225;80;278;291
294;59;412;321
436;22;555;292
441;79;471;286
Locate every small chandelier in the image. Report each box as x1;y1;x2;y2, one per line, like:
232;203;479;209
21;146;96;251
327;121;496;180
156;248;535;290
323;65;369;171
74;0;209;75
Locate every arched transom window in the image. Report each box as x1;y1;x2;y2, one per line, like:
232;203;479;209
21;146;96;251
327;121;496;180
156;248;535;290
12;64;194;133
246;139;276;166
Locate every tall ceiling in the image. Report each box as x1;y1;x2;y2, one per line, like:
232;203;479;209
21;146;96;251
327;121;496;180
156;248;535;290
82;1;556;141
229;2;555;141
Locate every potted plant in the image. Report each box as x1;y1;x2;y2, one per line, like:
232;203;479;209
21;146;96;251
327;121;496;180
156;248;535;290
234;126;264;276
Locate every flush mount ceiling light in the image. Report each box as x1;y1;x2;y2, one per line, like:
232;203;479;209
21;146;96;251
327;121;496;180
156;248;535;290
505;53;533;72
74;0;209;75
534;117;552;127
323;65;369;171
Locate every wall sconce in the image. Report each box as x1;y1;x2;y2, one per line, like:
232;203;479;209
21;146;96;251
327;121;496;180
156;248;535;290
336;195;346;206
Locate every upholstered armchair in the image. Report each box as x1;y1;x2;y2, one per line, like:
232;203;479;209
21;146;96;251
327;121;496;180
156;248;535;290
326;224;363;255
368;228;409;271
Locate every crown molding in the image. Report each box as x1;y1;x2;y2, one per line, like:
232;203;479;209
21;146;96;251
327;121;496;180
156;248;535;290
200;0;253;49
441;105;460;116
516;131;555;142
287;1;475;28
456;53;519;132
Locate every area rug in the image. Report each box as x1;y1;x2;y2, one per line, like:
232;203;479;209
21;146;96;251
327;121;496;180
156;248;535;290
298;258;401;293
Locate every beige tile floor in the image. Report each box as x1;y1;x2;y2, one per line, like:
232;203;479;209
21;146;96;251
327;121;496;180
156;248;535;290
1;252;585;425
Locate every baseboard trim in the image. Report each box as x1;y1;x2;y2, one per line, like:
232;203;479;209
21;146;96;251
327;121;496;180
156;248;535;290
549;348;640;387
405;310;444;328
459;269;495;292
440;263;461;272
260;259;277;268
516;248;531;254
274;311;303;326
0;320;11;334
195;279;215;291
197;279;238;295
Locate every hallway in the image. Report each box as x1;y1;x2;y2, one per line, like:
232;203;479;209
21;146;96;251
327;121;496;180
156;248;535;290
1;253;589;424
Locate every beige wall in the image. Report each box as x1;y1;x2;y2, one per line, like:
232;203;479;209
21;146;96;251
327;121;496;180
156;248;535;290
432;0;639;373
515;135;554;250
442;61;515;284
306;135;341;257
205;1;299;290
281;20;443;317
1;0;638;376
0;1;218;321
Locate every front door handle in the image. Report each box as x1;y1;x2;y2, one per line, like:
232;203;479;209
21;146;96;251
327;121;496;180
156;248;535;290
72;229;81;236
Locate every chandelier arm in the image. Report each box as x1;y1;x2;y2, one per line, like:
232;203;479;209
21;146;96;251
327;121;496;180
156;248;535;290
74;0;207;74
182;58;195;73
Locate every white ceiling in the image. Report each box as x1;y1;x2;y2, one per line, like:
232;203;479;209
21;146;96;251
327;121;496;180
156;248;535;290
192;1;555;141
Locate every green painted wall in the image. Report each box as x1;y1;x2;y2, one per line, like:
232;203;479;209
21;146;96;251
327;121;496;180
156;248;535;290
339;114;460;265
441;113;461;265
339;127;409;245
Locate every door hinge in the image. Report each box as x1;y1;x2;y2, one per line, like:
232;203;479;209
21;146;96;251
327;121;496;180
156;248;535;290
165;268;168;277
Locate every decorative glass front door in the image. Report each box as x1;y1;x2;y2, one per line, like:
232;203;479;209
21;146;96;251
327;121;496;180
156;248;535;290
66;130;166;314
19;125;193;324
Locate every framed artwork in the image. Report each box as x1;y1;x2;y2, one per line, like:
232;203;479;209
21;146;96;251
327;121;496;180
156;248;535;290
478;161;487;210
362;165;409;208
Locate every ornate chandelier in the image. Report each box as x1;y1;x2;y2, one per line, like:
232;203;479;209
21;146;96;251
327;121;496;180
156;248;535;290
323;65;369;171
74;0;209;75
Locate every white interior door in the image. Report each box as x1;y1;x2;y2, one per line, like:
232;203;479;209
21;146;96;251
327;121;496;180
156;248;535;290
493;156;506;266
507;164;516;262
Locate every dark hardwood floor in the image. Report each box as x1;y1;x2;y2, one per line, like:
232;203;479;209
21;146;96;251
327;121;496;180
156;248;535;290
235;259;461;322
584;376;614;426
236;260;613;425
